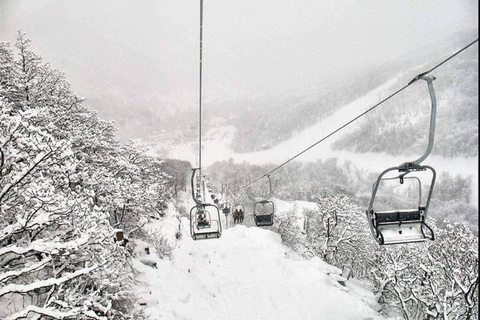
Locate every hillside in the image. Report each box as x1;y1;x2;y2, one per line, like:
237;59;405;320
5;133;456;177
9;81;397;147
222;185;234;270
137;34;479;228
140;72;479;207
133;202;387;320
332;39;478;158
152;30;477;157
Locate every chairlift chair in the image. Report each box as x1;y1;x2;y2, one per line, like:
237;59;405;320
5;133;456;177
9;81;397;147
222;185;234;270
189;168;222;240
253;200;274;227
253;175;275;227
190;204;222;240
366;166;435;245
366;75;437;245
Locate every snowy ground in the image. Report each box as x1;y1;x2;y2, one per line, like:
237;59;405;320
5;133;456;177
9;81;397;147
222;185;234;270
132;202;393;320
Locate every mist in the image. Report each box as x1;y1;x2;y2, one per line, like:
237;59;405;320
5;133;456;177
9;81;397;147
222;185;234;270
1;0;478;138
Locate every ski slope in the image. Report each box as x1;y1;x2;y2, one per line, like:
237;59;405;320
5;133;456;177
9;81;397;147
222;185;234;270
133;203;390;320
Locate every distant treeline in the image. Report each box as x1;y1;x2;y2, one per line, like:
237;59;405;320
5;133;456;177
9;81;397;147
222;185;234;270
208;156;478;232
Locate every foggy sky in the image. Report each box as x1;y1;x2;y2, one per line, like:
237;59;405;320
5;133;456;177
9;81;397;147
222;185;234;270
1;0;478;108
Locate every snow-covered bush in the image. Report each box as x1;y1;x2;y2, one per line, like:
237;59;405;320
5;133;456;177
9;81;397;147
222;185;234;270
420;223;478;319
140;230;173;260
275;207;302;251
369;222;478;320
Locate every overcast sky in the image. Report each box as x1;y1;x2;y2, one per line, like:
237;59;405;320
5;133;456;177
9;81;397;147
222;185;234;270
1;0;478;106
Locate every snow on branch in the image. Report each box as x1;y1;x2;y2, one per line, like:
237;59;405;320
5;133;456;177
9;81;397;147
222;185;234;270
0;235;89;257
0;264;98;298
0;150;53;202
0;211;54;244
0;256;52;283
4;305;80;320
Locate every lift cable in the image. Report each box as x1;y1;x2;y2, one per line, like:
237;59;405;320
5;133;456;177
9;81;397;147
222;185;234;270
198;0;204;177
188;1;223;241
239;38;478;191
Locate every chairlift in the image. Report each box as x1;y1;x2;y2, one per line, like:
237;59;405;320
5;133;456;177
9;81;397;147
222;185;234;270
211;193;220;205
253;200;274;227
253;175;275;227
190;204;222;240
188;2;222;240
366;75;437;245
189;168;222;240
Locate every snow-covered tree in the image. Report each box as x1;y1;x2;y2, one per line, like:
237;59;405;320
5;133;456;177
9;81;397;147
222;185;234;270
0;32;168;319
304;193;374;274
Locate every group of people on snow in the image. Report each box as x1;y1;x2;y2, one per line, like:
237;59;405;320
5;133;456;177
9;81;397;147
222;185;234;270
232;208;244;223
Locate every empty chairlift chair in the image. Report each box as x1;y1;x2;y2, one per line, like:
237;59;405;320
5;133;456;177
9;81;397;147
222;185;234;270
253;175;275;227
253;200;274;227
366;74;438;245
366;168;435;245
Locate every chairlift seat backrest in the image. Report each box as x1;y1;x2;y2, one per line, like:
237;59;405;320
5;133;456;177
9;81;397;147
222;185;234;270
255;214;273;226
375;208;423;224
190;206;222;240
253;199;275;227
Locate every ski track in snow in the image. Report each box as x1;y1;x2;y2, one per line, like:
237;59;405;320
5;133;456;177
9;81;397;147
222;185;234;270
133;203;387;320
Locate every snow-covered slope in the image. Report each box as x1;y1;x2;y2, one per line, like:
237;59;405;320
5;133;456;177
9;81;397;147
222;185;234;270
154;77;478;207
133;203;388;320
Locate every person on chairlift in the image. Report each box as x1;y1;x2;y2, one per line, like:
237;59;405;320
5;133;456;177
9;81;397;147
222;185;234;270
197;209;208;226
